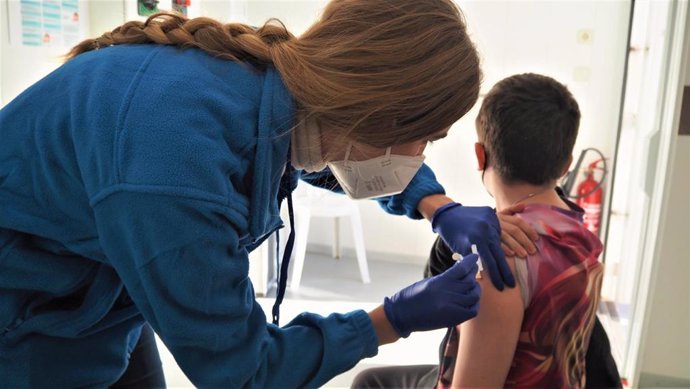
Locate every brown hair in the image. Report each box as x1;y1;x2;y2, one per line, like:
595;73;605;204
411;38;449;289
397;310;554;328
67;0;481;150
476;73;581;185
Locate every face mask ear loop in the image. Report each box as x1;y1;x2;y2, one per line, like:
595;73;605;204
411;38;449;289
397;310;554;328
480;145;494;199
384;147;392;160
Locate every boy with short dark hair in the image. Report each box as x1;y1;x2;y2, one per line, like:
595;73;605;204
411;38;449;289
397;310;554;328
434;73;604;388
475;73;580;188
353;74;621;389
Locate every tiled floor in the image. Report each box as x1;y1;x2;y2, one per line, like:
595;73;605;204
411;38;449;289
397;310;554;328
279;250;427;303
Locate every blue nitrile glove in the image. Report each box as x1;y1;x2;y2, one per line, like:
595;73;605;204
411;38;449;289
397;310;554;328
383;255;480;338
431;202;515;291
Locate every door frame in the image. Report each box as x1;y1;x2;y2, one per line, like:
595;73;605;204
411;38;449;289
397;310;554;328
621;0;689;385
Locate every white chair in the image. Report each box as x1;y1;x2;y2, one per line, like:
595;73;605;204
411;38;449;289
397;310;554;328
290;185;371;290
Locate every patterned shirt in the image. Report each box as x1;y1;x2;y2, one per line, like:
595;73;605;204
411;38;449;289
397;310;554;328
437;204;604;389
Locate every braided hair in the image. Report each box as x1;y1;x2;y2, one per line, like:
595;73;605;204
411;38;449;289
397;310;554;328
66;13;291;71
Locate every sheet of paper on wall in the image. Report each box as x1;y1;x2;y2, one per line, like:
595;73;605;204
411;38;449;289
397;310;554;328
7;0;88;48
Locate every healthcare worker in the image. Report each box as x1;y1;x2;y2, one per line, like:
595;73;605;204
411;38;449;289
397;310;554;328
0;0;537;387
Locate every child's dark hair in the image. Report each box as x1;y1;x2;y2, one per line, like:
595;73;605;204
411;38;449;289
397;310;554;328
476;73;580;185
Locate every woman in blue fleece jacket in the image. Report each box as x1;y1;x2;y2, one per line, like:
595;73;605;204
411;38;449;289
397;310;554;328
0;0;538;387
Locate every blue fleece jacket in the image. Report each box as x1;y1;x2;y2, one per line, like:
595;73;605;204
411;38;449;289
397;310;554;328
0;44;445;388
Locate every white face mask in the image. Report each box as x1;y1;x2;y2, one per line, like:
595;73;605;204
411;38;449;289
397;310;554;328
327;143;426;200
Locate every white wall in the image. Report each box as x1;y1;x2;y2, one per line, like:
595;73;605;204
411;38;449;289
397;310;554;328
245;0;631;262
88;1;125;35
199;0;246;22
638;49;690;385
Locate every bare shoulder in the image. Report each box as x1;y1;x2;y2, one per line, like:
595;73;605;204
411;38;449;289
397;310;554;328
476;256;524;315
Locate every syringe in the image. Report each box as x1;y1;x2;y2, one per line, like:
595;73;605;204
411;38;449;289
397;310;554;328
451;244;483;279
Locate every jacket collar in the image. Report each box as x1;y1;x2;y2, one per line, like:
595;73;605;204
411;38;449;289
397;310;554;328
245;67;297;248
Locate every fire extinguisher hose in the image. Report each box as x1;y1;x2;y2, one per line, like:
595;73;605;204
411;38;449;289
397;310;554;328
561;147;608;199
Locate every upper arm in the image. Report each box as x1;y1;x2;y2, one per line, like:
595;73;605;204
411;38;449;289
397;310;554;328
451;257;524;388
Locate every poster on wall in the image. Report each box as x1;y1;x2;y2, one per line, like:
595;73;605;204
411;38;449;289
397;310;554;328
7;0;87;47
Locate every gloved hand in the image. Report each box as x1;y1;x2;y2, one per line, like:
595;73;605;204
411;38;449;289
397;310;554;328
383;255;480;338
431;202;515;291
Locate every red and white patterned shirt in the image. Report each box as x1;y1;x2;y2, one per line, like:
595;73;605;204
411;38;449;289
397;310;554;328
437;204;604;389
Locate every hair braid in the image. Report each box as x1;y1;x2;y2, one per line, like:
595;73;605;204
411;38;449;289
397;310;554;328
65;12;293;69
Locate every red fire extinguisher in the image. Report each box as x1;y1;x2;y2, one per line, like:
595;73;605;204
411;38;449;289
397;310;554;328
576;159;605;236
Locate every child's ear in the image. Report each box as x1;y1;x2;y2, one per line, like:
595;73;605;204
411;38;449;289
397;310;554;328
561;154;574;176
475;143;486;170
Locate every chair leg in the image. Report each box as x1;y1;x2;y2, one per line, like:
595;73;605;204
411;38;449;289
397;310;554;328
349;210;371;284
333;217;341;259
290;209;311;290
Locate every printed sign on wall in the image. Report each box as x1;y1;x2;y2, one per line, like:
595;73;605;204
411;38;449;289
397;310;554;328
7;0;86;47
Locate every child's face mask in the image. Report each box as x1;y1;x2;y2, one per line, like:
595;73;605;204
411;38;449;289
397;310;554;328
327;143;425;200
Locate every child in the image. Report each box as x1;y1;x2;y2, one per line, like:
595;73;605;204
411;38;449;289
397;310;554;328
435;73;604;388
352;73;612;388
